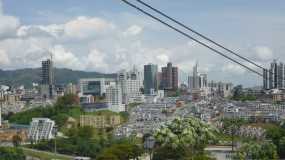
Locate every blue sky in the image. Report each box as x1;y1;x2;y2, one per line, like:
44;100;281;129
0;0;285;87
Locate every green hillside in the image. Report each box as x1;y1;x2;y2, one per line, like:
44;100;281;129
0;68;116;88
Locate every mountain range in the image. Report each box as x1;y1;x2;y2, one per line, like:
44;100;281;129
0;68;116;88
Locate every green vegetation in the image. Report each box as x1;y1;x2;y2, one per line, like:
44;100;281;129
22;148;72;160
0;68;115;88
96;138;143;160
153;117;217;160
231;85;256;101
0;147;26;160
29;126;143;159
127;102;141;111
8;94;82;128
263;123;285;158
234;141;278;160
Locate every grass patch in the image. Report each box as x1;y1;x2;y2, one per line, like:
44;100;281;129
22;148;73;160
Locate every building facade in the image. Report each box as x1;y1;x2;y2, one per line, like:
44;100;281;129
80;115;121;128
28;118;55;142
79;78;116;96
264;60;285;90
161;62;178;90
106;84;125;112
144;64;158;95
41;59;55;98
117;67;143;104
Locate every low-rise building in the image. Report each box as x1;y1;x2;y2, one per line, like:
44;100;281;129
80;115;121;129
28;118;55;143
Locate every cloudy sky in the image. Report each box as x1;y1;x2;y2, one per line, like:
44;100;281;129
0;0;284;87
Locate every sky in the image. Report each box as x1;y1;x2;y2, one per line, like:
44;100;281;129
0;0;284;87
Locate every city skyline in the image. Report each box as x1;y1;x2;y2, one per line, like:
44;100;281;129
0;0;284;87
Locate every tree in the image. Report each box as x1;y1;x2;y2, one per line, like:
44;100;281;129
12;134;22;147
0;147;25;160
234;141;278;160
154;117;217;159
221;118;246;151
232;85;243;100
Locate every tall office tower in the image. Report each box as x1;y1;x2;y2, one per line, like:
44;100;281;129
199;74;208;89
157;72;162;89
193;62;200;89
172;66;179;89
41;59;54;98
0;90;3;127
263;69;269;90
28;118;55;143
269;60;278;89
117;67;143;104
161;62;179;90
144;64;158;95
188;76;194;90
277;62;284;89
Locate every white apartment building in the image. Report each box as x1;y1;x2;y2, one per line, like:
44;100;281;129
28;118;55;142
118;67;143;104
106;84;125;112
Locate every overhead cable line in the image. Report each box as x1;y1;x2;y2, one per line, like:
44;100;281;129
135;0;267;72
120;0;263;77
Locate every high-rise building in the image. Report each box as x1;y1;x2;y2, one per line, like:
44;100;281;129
263;69;269;90
188;76;194;90
144;64;158;95
199;74;208;89
193;62;200;89
42;59;54;85
28;118;55;143
264;60;285;90
277;62;284;89
41;59;54;98
106;84;125;112
161;62;178;90
117;67;143;104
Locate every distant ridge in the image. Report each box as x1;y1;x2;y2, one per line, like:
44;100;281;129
0;68;116;88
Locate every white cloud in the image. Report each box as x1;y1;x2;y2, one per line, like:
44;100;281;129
156;54;169;64
0;15;20;39
64;16;115;39
0;49;9;65
86;49;108;71
222;63;246;74
53;45;81;69
0;0;20;39
17;24;64;38
253;46;273;61
123;25;143;36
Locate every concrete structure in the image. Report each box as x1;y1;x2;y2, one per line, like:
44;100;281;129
79;78;116;96
264;60;285;90
188;76;194;91
161;62;178;90
65;83;78;95
193;62;200;90
205;146;233;160
106;84;125;112
41;59;55;99
118;67;143;104
28;118;55;143
80;115;121;128
144;64;158;95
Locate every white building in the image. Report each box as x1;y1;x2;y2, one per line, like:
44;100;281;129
28;118;55;142
79;78;116;96
117;67;143;104
106;83;125;112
